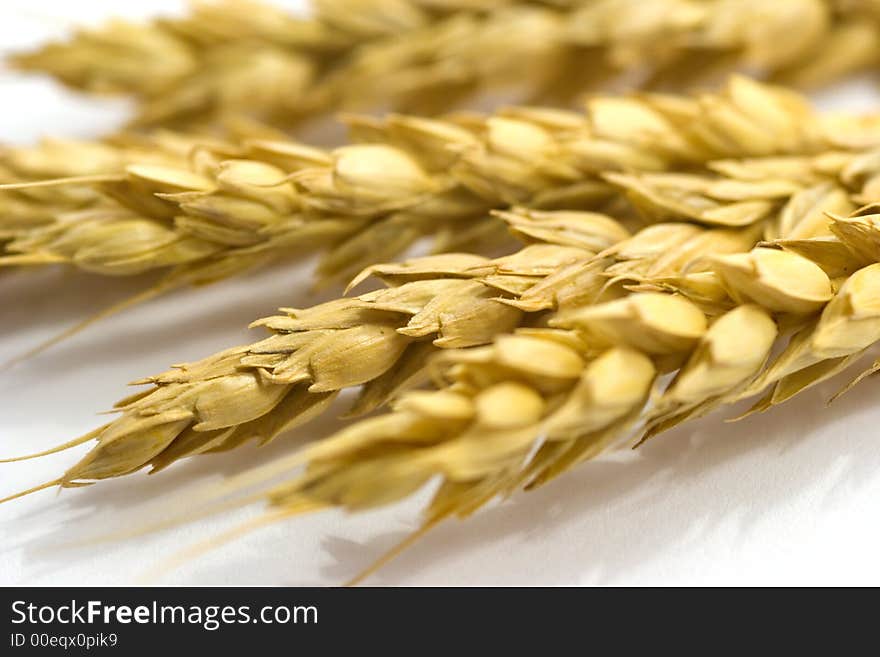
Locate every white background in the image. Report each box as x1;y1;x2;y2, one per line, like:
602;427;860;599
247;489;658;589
2;0;880;586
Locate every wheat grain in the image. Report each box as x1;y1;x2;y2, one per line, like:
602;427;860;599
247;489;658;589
10;1;880;129
711;247;834;314
733;260;880;414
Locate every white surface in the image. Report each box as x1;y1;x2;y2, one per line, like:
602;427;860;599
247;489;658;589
2;1;880;587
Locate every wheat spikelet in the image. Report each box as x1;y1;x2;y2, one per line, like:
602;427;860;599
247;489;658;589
0;129;252;254
0;140;118;242
10;1;880;129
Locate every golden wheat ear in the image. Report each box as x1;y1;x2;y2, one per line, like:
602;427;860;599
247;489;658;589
121;224;880;582
16;0;878;132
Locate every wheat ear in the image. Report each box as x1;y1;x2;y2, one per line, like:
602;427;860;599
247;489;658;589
232;225;880;580
2;76;847;366
10;1;880;129
8;0;419;127
4;78;869;288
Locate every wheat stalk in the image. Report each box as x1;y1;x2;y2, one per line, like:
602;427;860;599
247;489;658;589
10;0;880;129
